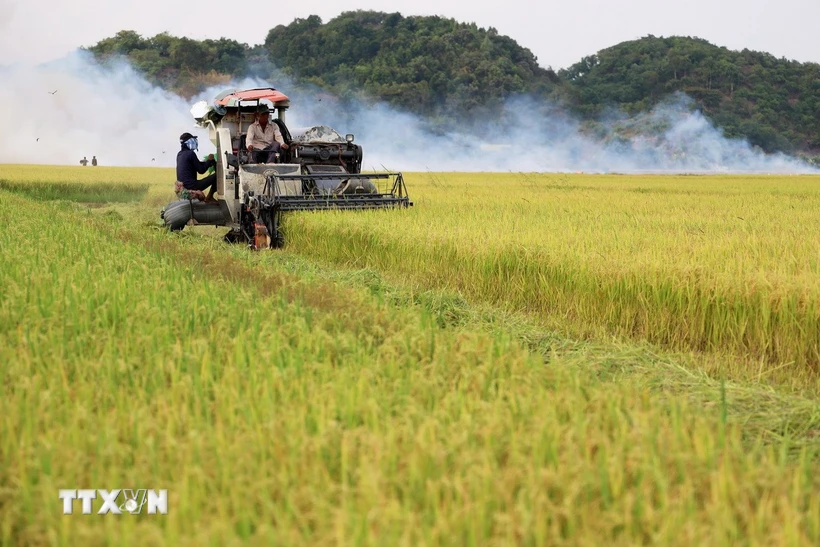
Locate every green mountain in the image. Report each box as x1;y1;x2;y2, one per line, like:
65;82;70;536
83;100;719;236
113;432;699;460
560;35;820;154
85;12;820;158
263;12;562;120
87;31;251;97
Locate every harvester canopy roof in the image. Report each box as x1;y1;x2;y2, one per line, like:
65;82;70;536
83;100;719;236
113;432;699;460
214;88;290;107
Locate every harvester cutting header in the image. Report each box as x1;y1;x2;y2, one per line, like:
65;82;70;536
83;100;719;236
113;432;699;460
161;87;412;249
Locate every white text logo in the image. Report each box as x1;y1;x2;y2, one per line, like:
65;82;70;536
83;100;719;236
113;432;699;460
59;489;168;515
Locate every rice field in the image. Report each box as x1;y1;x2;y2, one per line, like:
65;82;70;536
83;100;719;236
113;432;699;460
286;172;820;383
0;165;818;546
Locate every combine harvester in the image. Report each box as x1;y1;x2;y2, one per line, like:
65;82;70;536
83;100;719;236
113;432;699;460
161;87;412;249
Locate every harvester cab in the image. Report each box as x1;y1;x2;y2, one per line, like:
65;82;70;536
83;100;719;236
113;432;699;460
161;87;412;249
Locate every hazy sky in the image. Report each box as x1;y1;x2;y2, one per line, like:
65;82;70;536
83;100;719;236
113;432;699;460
2;0;818;70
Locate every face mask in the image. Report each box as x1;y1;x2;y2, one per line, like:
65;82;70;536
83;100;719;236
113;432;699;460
184;137;198;151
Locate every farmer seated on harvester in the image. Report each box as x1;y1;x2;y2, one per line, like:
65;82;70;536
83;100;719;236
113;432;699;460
246;105;289;163
176;132;217;202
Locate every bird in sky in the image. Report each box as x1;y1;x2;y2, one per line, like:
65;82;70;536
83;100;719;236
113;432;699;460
36;138;39;142
151;158;155;161
48;90;57;95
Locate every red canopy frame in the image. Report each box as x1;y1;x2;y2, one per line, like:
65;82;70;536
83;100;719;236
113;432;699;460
214;88;290;106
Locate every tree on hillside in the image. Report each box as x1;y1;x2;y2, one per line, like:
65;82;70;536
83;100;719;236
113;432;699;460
560;35;820;153
263;11;561;121
85;31;250;98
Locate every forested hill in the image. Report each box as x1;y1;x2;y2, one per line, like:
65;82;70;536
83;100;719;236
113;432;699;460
560;36;820;154
86;11;820;157
263;12;562;118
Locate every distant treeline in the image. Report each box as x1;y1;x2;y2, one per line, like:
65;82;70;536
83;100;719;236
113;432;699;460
86;11;820;158
560;36;820;155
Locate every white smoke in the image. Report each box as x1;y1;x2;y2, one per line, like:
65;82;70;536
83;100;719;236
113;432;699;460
297;91;817;174
0;51;195;168
0;50;815;174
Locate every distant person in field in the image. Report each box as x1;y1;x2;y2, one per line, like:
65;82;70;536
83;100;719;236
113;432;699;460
246;104;289;163
79;156;88;166
176;132;217;202
91;156;98;166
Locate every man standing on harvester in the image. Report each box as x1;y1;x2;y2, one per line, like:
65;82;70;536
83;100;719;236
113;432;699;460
246;104;289;163
176;132;217;202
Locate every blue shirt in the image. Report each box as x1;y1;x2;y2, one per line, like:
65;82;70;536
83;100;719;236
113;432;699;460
176;147;214;187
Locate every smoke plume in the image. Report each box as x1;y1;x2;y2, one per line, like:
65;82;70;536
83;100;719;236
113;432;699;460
0;50;815;174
